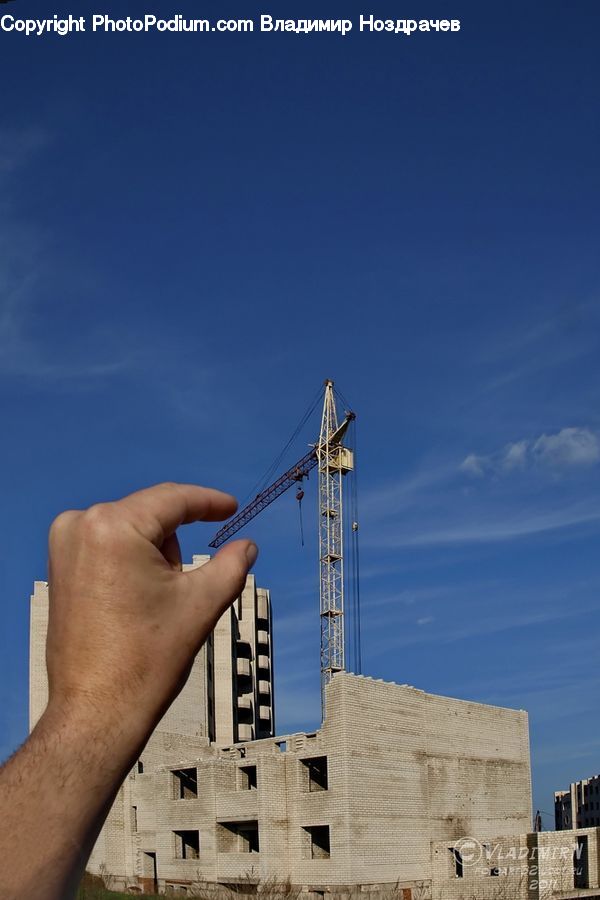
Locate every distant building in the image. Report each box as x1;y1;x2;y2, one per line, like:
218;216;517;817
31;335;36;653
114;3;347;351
555;774;600;830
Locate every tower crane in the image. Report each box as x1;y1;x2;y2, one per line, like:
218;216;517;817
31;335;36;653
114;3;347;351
209;380;357;715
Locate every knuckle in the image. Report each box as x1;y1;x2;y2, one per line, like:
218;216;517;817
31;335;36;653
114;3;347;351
158;481;180;493
49;509;79;541
81;503;117;539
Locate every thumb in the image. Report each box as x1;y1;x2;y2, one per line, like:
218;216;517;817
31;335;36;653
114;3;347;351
183;539;259;631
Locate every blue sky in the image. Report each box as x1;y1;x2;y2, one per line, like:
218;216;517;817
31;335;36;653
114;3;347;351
1;0;599;827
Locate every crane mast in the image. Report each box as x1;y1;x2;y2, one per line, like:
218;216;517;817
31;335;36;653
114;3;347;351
209;379;355;716
318;380;354;713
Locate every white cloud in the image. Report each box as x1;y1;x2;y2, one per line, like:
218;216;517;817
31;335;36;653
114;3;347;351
416;616;434;626
460;427;600;478
533;428;600;467
502;439;529;471
459;453;486;477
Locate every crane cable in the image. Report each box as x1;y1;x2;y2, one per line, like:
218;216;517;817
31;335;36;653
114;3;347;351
337;408;362;675
350;416;362;675
297;490;305;547
241;385;323;508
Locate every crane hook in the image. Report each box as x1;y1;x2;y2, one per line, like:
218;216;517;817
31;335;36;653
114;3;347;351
296;488;305;546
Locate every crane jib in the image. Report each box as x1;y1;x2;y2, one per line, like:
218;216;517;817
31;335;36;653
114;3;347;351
208;448;318;548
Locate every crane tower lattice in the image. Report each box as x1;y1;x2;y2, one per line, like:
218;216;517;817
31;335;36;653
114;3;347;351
209;380;356;715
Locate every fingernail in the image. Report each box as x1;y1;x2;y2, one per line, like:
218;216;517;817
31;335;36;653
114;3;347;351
246;542;259;567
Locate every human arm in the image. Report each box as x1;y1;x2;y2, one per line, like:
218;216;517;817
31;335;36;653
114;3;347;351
0;482;257;900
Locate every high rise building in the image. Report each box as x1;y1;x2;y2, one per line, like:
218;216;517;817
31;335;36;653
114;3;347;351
555;774;600;830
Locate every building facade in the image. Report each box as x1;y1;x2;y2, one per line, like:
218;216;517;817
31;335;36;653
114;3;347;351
555;774;600;831
35;559;594;899
82;675;532;895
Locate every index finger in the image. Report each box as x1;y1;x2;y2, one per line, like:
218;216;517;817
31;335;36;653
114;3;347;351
115;482;238;546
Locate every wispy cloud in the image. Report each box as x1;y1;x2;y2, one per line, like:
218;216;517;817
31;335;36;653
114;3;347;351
382;501;600;548
360;461;457;515
0;278;131;385
467;301;600;402
461;427;600;478
371;603;586;654
361;575;600;648
0;126;137;386
0;126;49;175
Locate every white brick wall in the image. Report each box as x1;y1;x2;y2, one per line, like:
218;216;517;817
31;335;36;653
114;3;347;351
94;674;533;892
30;573;538;895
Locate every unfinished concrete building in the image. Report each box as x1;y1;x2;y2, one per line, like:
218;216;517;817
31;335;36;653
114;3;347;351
31;555;600;899
91;673;533;896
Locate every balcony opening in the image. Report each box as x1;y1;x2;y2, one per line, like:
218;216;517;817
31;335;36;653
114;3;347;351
239;764;258;790
174;830;200;860
303;825;331;860
218;820;259;854
300;756;328;792
172;767;198;799
236;639;252;659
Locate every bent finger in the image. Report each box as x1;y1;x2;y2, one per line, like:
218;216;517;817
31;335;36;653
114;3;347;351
181;540;259;632
115;482;238;546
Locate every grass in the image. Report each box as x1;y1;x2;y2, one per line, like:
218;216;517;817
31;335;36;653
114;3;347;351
77;873;302;899
77;889;160;899
77;874;158;898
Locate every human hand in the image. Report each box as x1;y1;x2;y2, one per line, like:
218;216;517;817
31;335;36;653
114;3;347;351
45;482;257;738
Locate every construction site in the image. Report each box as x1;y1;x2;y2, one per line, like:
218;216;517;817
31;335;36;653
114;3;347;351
29;382;600;899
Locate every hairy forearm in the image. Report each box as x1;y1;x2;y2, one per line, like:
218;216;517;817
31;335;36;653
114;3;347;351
0;483;254;897
0;701;150;900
